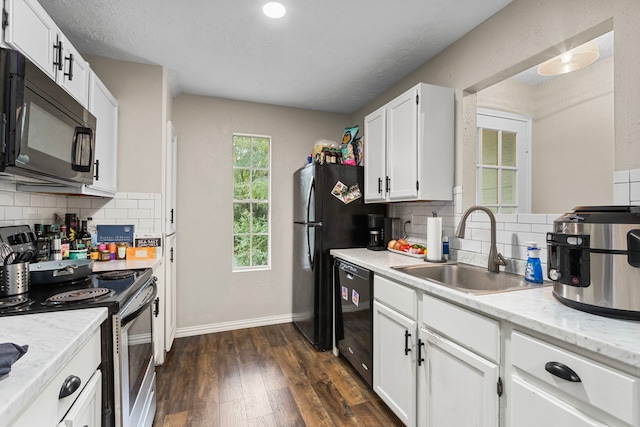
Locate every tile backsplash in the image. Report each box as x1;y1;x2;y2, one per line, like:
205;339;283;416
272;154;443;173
388;187;559;278
0;176;162;232
613;169;640;205
389;199;558;278
390;169;638;279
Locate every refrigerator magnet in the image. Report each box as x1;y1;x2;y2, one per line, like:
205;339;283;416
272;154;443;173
342;286;348;301
351;289;360;307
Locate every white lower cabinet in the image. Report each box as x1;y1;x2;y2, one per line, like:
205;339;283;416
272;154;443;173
508;330;639;427
373;274;500;427
9;327;102;427
373;275;418;426
418;327;499;427
418;293;500;427
56;369;102;427
373;300;417;426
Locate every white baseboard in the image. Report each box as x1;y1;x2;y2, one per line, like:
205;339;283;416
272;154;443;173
175;313;293;338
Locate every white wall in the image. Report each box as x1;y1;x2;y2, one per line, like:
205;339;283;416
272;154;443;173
351;0;640;206
172;94;350;332
478;56;614;213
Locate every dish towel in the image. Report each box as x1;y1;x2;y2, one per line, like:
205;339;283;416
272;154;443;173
0;343;28;376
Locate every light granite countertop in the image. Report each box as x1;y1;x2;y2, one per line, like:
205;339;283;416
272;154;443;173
331;248;640;372
0;308;108;427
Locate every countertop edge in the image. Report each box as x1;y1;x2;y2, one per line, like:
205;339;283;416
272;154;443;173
331;248;640;371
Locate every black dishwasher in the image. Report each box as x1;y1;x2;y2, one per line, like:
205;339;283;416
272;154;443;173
335;259;373;387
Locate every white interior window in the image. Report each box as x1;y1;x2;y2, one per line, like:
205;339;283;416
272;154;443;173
477;109;531;213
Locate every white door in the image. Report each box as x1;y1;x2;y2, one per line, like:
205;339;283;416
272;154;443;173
387;87;419;201
373;300;417;427
165;233;177;352
165;121;178;234
477;109;531;213
152;260;165;365
419;328;499;427
364;106;387;202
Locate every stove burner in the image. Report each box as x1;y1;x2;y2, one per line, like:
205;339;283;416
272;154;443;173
0;296;33;311
98;270;135;280
45;288;113;305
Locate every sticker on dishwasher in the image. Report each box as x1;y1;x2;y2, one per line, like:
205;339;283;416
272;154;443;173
351;289;360;307
342;286;348;301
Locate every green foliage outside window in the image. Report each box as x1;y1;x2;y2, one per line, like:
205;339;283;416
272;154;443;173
233;135;270;269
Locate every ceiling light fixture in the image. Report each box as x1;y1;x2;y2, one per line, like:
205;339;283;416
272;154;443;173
263;2;286;19
537;40;600;76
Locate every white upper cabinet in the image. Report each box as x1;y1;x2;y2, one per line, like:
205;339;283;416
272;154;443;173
363;106;387;202
56;32;90;106
364;82;454;203
87;71;118;196
3;0;90;106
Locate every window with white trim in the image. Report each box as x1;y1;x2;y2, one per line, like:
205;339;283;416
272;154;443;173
477;110;531;213
232;134;271;270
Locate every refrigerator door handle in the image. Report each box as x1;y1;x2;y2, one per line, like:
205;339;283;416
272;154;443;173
306;225;314;269
306;177;315;223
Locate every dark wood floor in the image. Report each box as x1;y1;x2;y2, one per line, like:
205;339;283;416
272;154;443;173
153;322;403;426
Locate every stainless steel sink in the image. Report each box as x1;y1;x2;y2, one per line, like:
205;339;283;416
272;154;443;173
392;263;549;294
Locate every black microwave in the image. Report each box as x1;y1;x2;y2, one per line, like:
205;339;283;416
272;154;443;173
0;48;96;186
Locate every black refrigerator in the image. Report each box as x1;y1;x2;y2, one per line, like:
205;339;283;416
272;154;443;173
292;163;386;350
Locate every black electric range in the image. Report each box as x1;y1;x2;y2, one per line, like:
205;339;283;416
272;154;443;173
0;268;153;316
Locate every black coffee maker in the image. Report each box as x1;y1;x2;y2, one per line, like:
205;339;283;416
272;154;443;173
367;214;386;251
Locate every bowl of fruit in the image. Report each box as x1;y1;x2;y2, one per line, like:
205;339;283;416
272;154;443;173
387;239;427;258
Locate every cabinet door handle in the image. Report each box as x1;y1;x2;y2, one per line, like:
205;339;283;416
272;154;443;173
64;53;74;80
544;361;581;382
417;339;425;366
59;375;82;399
153;296;160;317
377;177;382;194
385;176;390;193
170;247;174;262
53;39;63;71
170;208;175;224
93;159;100;180
404;330;411;355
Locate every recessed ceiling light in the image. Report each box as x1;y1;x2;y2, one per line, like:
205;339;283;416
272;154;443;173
263;2;286;19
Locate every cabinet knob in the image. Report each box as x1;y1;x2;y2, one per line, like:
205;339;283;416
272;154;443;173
59;375;82;399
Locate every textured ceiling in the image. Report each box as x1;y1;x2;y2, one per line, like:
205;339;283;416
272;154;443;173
41;0;512;113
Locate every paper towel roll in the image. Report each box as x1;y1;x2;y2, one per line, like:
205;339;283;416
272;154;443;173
426;217;443;261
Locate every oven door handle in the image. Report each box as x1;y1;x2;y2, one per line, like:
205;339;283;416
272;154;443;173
122;281;158;326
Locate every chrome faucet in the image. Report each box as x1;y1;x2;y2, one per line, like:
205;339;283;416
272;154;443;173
455;206;507;273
